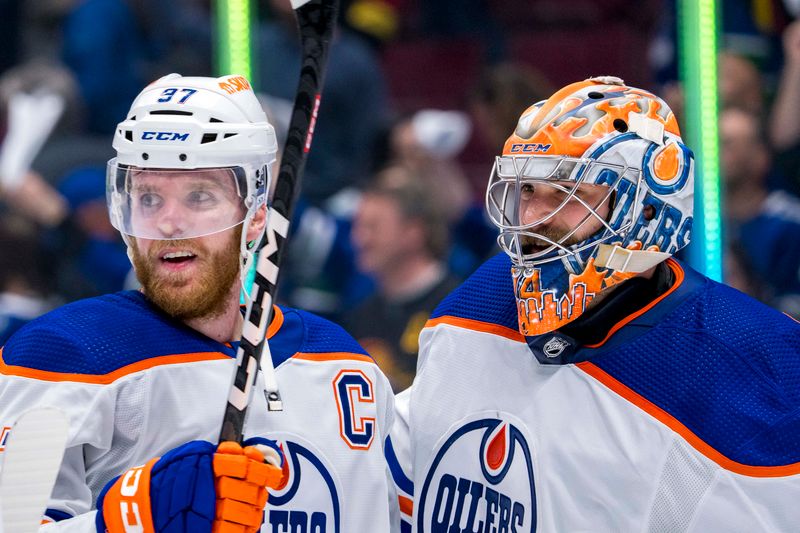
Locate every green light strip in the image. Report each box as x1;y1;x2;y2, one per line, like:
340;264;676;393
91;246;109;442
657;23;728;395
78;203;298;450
215;0;254;82
214;0;257;305
679;0;722;281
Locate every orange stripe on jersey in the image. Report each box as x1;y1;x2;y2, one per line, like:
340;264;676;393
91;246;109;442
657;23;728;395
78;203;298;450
0;348;230;384
292;352;374;364
267;305;284;339
424;316;525;343
398;495;413;516
238;304;282;339
578;361;800;477
584;259;685;349
102;457;159;533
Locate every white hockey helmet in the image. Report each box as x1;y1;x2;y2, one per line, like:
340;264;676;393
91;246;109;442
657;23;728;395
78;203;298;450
107;73;277;243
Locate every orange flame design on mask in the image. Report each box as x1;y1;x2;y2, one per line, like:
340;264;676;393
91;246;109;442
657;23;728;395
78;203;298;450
503;86;680;159
514;241;657;336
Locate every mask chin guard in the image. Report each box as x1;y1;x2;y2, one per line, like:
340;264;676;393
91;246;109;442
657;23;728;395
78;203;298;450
594;244;670;273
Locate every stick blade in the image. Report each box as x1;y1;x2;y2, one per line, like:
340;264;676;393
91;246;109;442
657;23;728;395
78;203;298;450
290;0;313;8
0;408;69;533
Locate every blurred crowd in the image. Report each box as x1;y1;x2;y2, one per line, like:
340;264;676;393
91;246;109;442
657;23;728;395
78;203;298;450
1;0;800;391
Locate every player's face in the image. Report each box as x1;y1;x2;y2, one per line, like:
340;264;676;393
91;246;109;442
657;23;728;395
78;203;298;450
130;224;243;320
517;180;611;254
125;168;246;240
352;193;414;275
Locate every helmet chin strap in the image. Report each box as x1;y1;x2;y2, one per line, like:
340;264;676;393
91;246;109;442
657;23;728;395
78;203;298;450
594;244;670;273
239;210;259;307
121;233;136;266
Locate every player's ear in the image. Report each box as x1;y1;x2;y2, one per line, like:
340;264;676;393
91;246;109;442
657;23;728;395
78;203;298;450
246;204;267;242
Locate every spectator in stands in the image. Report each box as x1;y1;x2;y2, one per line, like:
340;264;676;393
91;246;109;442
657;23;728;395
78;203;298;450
417;0;505;61
52;166;131;301
2;61;118;187
659;50;766;134
769;17;800;194
344;166;461;390
720;106;800;316
468;62;555;153
719;51;765;115
283;108;481;318
724;242;768;303
0;62;72;227
650;0;788;115
342;0;401;51
61;0;152;134
770;19;800;150
0;217;54;344
384;109;496;277
258;0;389;206
388;109;473;223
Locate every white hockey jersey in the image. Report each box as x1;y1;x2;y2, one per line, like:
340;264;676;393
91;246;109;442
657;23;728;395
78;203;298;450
0;291;397;532
388;253;800;532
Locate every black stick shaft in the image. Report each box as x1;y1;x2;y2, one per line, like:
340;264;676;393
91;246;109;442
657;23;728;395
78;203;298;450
219;0;339;444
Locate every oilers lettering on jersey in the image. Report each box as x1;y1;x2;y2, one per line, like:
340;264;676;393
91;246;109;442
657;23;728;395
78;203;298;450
267;436;341;533
418;413;535;533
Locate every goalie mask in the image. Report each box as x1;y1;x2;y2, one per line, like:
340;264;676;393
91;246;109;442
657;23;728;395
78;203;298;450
486;76;694;336
107;73;277;274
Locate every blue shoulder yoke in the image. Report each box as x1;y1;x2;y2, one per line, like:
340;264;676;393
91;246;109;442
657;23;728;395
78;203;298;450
431;254;800;469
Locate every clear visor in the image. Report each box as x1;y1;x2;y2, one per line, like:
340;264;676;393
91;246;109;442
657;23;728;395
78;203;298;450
486;155;628;265
106;160;263;240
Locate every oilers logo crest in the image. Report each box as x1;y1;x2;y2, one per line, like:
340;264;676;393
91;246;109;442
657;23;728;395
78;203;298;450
266;435;341;533
418;414;536;532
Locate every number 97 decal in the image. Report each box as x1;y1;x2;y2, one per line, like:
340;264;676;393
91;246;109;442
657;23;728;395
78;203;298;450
333;370;375;450
158;88;197;104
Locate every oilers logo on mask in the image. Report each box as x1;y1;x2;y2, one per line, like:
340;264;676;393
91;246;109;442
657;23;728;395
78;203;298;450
266;437;341;533
418;414;536;533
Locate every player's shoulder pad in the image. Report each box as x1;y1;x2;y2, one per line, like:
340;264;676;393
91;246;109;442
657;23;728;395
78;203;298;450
271;305;374;368
427;253;520;337
1;291;235;380
591;262;800;470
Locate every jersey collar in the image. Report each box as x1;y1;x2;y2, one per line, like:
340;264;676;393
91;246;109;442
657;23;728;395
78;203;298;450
526;259;685;365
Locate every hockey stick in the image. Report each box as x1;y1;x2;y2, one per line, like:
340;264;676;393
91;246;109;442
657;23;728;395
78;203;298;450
219;0;340;443
0;408;69;533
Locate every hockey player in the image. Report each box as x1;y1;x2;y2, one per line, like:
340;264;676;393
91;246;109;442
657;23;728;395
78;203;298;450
387;77;800;531
0;74;397;532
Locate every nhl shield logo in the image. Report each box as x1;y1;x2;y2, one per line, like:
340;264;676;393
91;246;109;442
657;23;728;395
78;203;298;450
543;336;570;358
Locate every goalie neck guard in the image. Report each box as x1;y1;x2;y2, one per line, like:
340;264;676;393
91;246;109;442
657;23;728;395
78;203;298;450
485;76;694;336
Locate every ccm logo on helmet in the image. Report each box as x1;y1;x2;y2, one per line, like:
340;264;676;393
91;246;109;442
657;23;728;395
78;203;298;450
510;143;551;153
141;131;190;141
